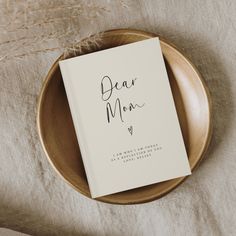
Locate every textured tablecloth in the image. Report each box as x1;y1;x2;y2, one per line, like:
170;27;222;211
0;1;235;235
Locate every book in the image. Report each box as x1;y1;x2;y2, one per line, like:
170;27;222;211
59;37;191;198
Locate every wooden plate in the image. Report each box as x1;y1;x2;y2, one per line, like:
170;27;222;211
37;29;212;204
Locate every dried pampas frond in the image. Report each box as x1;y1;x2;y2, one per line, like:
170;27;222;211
62;32;104;59
0;0;132;62
0;1;109;62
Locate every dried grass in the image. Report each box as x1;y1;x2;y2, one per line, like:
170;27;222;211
0;0;131;62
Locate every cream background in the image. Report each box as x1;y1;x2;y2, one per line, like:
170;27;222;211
0;0;235;235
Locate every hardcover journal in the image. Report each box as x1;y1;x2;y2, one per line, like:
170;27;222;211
59;38;191;198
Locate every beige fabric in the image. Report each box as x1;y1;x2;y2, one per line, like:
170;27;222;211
0;228;29;236
0;1;235;235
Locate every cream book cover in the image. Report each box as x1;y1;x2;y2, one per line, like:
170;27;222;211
59;37;191;198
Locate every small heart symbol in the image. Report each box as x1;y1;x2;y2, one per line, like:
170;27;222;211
128;126;133;135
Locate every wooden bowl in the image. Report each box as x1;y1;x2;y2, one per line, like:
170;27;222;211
37;29;212;204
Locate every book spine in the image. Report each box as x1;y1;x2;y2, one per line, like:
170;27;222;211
59;61;98;197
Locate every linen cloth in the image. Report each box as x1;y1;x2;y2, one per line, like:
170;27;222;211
0;1;235;235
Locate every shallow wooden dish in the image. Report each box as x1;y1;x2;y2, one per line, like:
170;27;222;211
37;29;212;204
